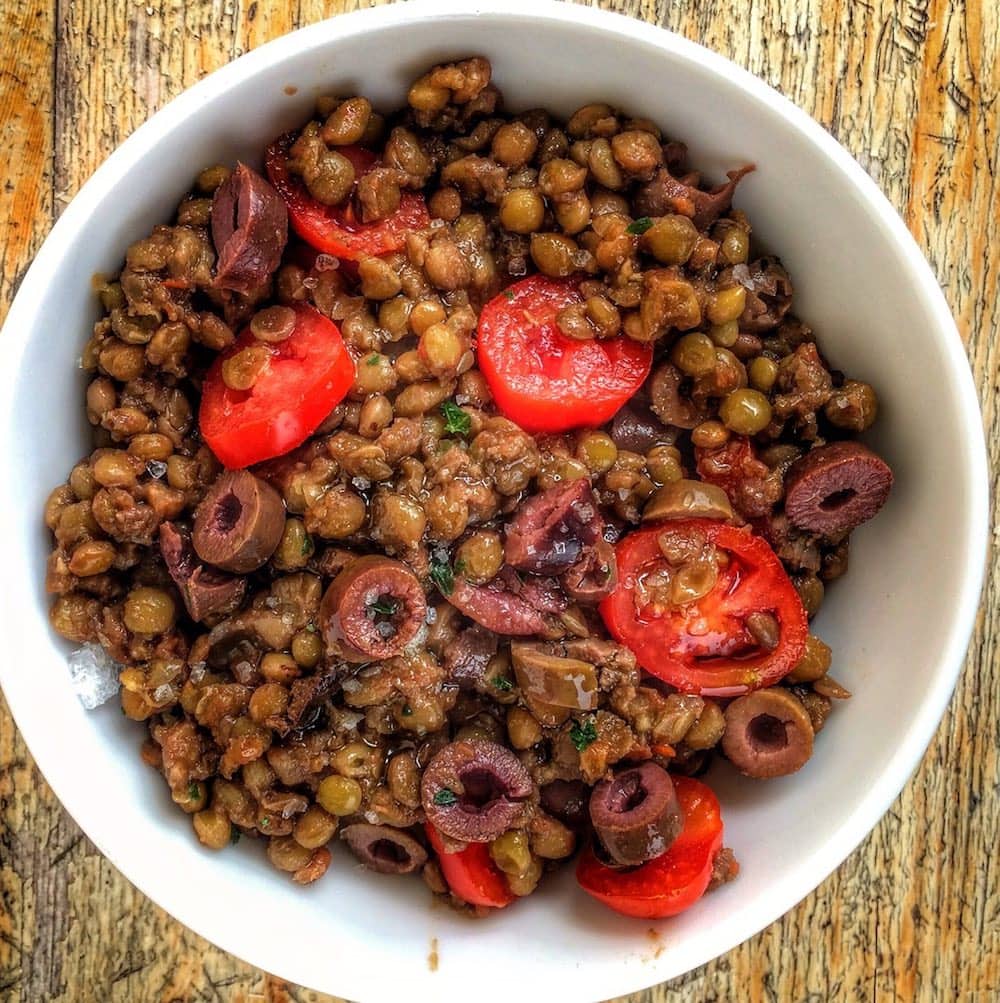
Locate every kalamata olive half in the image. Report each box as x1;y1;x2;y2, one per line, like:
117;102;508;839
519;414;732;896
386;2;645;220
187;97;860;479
319;556;426;663
649;363;711;430
192;470;285;573
721;687;814;778
341;823;428;875
589;762;683;867
504;479;603;575
212;163;288;294
540;780;590;830
784;441;893;535
159;522;247;622
421;740;533;842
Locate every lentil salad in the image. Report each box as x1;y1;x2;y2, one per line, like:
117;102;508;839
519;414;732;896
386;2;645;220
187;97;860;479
43;56;892;917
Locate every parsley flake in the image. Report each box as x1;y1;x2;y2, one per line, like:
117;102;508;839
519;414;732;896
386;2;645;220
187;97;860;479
441;400;472;436
569;718;598;751
367;353;381;366
491;676;513;692
502;289;515;301
370;597;399;616
625;216;654;235
433;788;458;807
430;554;455;596
187;782;201;802
259;817;271;829
300;535;314;557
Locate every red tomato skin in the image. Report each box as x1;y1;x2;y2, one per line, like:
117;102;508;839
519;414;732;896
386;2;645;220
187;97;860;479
264;135;429;260
425;825;514;909
476;276;653;434
199;304;354;469
576;776;723;919
599;520;808;696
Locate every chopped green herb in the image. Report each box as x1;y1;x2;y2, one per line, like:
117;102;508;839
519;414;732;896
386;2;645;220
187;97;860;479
441;400;472;436
502;289;515;301
230;829;241;846
259;816;270;829
491;676;513;692
430;554;455;596
306;623;317;633
370;597;399;616
433;788;458;806
570;718;598;752
453;558;466;576
300;535;314;557
187;782;201;802
401;703;413;717
625;216;654;235
367;353;381;366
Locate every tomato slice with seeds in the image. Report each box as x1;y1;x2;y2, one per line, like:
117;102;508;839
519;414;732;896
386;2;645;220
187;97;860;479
599;519;807;696
426;824;514;909
476;275;653;434
264;134;429;260
199;304;354;469
576;776;723;919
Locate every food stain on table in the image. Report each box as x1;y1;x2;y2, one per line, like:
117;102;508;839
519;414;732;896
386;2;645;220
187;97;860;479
428;936;439;972
642;927;665;962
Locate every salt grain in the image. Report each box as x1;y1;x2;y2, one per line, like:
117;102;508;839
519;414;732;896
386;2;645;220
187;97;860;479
351;476;372;491
67;643;122;709
152;684;173;704
146;460;167;479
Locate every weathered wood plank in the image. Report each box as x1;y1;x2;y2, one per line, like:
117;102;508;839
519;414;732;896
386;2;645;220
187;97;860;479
1;0;997;1000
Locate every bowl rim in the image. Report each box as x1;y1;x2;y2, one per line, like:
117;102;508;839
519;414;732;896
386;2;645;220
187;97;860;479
0;1;989;999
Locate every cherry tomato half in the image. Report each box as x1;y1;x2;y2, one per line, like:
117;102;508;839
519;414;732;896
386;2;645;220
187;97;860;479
476;276;653;434
576;776;723;919
425;824;514;909
599;519;807;696
264;135;429;260
199;304;354;469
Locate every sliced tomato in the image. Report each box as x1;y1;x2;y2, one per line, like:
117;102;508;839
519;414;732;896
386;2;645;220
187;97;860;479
199;304;354;469
425;824;514;909
576;776;724;919
599;519;807;696
476;276;653;434
264;134;429;260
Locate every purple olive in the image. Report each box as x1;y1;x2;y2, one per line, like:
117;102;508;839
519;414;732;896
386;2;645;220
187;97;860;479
784;441;893;535
420;740;533;842
159;522;246;622
540;780;590;830
589;762;683;867
211;163;288;295
341;824;427;875
721;687;814;778
192;470;285;573
319;556;427;662
649;363;711;430
504;479;603;575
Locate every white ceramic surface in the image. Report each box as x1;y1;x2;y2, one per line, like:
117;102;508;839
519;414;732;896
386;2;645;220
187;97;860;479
0;3;988;1001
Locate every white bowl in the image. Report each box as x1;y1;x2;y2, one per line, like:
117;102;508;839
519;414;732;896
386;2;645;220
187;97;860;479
0;2;988;1000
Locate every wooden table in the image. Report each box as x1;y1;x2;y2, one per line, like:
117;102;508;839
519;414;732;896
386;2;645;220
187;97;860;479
1;1;997;1000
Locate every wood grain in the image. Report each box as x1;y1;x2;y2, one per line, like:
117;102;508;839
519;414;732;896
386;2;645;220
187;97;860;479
1;0;997;1000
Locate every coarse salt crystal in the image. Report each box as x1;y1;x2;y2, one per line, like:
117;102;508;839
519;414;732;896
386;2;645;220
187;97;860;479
152;684;173;704
425;607;438;624
67;643;122;709
146;460;167;479
189;661;207;683
352;476;372;491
